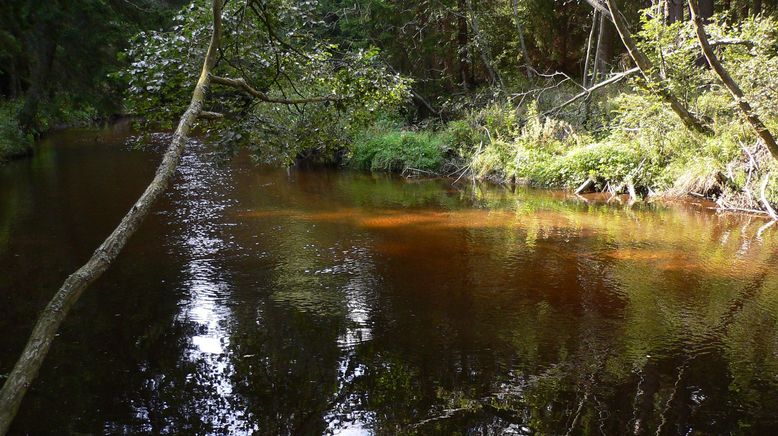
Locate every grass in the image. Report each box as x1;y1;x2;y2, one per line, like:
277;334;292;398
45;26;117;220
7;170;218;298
349;121;448;173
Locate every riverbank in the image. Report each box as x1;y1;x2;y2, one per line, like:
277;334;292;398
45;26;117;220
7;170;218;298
345;86;778;219
0;99;138;163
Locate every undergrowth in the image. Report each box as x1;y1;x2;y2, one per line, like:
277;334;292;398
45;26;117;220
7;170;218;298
346;14;778;215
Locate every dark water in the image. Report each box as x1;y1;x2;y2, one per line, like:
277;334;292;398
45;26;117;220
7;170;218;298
2;126;778;435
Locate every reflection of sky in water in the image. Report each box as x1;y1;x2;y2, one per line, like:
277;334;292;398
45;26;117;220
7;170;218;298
165;142;255;433
337;246;376;349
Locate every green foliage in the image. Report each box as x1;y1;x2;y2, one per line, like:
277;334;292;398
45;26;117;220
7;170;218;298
0;100;32;161
349;121;447;172
0;0;178;134
123;0;411;162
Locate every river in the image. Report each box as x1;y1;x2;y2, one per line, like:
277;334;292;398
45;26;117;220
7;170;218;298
2;126;778;434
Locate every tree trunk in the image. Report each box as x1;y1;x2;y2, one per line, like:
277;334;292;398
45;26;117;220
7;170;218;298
0;1;225;433
603;0;712;135
699;0;714;19
666;0;685;23
465;0;503;89
595;12;615;79
18;19;58;133
511;0;532;77
457;0;472;90
753;0;762;15
583;10;599;87
688;0;778;159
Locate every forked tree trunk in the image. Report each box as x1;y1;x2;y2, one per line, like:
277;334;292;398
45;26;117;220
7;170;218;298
603;0;713;135
0;1;225;433
688;0;778;159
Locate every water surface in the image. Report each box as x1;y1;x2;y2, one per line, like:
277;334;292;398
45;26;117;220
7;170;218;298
2;127;778;434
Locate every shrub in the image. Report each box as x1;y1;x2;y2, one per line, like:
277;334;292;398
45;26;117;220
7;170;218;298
349;123;446;173
0;100;33;161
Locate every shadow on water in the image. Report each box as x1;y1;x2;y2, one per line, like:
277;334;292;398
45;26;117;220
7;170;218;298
2;127;778;434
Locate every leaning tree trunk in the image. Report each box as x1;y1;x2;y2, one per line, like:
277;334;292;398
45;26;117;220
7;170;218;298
465;0;504;89
688;0;778;159
583;10;599;87
603;0;713;135
0;1;224;433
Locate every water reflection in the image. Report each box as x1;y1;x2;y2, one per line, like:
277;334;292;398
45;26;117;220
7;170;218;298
2;130;778;434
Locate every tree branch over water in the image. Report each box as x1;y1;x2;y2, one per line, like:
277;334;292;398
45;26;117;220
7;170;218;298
0;1;226;432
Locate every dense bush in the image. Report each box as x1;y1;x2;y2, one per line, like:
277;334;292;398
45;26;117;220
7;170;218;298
0;101;32;161
349;121;447;173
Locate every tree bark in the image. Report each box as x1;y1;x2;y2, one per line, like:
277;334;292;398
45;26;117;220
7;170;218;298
699;0;714;19
511;0;532;77
583;11;599;87
753;0;763;15
666;0;685;23
0;1;225;433
595;12;616;79
18;18;58;133
456;0;473;90
603;0;712;135
688;0;778;159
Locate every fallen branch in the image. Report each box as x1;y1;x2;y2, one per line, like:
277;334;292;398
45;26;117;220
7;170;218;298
542;39;749;117
627;181;638;203
575;177;596;195
544;67;638;116
199;111;225;120
0;2;226;433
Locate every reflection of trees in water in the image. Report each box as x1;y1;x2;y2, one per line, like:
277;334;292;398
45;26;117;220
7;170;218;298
99;167;778;434
376;204;778;434
12;152;778;433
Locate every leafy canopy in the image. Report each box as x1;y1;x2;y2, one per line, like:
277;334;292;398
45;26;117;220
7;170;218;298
123;0;412;163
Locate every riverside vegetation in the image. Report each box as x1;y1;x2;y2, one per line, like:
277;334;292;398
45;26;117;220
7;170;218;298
122;0;778;216
3;1;778;217
345;14;778;216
